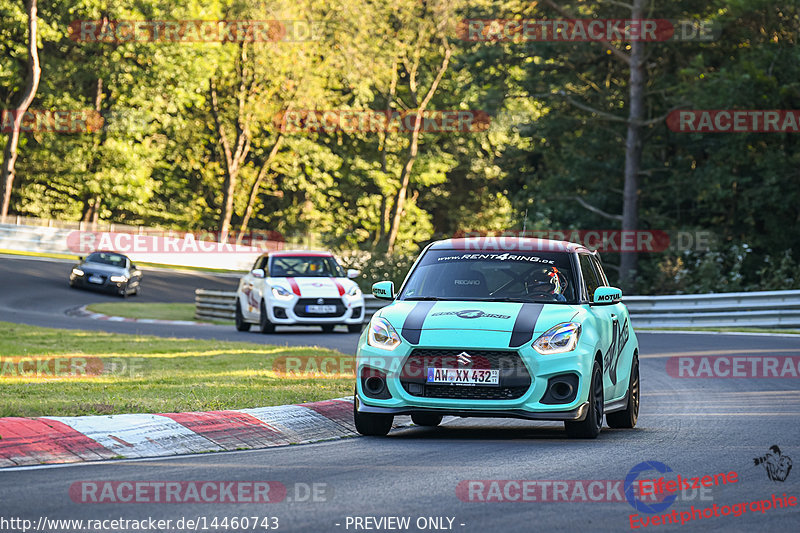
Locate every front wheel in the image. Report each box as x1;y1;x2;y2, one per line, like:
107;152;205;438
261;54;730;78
565;360;604;439
259;300;275;334
321;324;335;333
354;394;393;436
348;324;362;333
606;354;639;429
235;300;251;332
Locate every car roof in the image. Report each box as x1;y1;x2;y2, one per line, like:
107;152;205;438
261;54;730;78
87;250;129;259
266;250;334;258
429;237;591;254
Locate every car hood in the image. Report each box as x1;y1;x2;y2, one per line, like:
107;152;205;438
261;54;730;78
377;300;581;347
80;262;127;275
268;276;358;298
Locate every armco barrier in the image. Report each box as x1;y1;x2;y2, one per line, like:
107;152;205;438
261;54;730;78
0;222;261;270
195;289;800;328
195;289;386;322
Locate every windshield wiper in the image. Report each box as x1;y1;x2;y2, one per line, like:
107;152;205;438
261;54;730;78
403;296;449;301
473;297;567;304
472;297;530;303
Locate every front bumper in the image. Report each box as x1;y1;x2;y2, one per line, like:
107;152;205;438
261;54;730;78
355;331;595;417
357;400;590;421
70;274;128;293
266;295;364;325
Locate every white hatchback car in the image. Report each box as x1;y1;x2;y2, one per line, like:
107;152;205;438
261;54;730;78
235;250;365;333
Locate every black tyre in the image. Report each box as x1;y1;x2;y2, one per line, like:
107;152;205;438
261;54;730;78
606;354;639;429
235;300;251;332
565;360;604;439
354;393;393;436
411;413;443;427
259;300;275;334
348;323;362;333
321;324;335;333
118;284;129;298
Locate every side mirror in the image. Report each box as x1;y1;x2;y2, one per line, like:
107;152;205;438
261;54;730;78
78;256;84;261
593;286;622;305
347;269;360;279
372;281;395;300
251;268;266;279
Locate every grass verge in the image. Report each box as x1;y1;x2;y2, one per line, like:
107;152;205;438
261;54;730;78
0;321;353;417
85;302;233;325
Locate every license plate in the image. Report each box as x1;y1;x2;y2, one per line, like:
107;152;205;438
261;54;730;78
305;304;337;314
88;275;103;284
426;368;499;386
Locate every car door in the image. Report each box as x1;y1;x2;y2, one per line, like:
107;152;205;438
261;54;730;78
591;254;632;400
578;253;618;401
240;255;267;319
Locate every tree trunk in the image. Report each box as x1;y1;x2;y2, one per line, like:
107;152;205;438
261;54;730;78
210;43;253;242
619;0;646;292
0;0;41;219
237;135;283;243
385;41;452;254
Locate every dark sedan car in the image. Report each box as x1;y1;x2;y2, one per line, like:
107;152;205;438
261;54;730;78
69;251;142;297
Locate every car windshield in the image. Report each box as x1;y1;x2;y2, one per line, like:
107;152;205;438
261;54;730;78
85;252;127;268
269;255;344;277
399;249;578;304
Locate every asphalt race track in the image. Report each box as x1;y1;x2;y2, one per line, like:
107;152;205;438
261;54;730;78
0;255;362;353
1;255;800;532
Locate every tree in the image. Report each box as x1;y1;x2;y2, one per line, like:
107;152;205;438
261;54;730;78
1;0;40;218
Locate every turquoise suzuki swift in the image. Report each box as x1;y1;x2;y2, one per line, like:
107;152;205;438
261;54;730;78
354;237;639;439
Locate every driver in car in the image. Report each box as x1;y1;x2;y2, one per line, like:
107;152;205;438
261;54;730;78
527;266;567;302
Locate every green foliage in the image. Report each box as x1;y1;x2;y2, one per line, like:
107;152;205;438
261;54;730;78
1;0;797;294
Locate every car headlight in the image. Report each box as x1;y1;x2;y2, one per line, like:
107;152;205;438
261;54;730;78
109;275;128;283
532;322;582;354
367;316;401;351
271;285;293;300
347;285;361;297
72;268;84;276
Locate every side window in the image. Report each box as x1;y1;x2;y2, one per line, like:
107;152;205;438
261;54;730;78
579;254;601;302
253;255;268;271
590;256;609;286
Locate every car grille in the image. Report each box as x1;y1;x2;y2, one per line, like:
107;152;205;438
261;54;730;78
399;348;532;400
293;298;346;317
82;271;108;284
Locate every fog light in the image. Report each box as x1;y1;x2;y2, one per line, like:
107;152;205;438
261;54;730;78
541;373;579;405
365;376;385;395
551;381;574;400
360;367;391;399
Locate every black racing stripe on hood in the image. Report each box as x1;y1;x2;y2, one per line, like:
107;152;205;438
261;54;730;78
401;301;437;344
509;303;544;348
